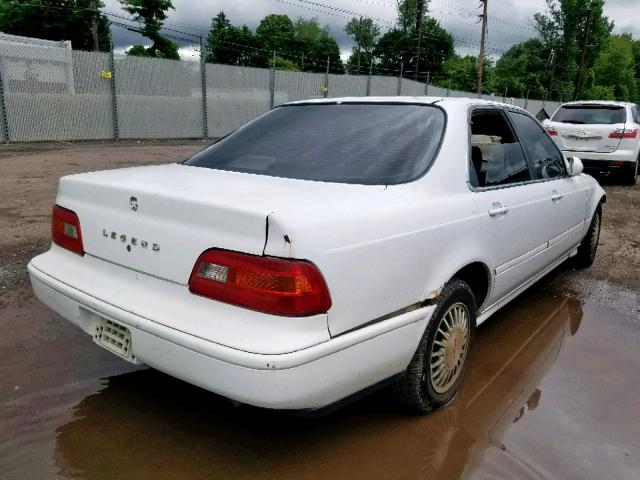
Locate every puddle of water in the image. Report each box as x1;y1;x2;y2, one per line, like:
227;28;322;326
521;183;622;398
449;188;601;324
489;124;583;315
1;286;639;480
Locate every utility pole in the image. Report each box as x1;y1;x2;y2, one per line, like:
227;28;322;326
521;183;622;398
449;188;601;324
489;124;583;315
476;0;488;95
414;0;425;81
574;9;593;101
546;41;557;100
89;0;100;51
356;16;362;74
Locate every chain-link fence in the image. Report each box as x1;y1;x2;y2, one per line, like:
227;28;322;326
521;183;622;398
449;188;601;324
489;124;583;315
0;34;563;143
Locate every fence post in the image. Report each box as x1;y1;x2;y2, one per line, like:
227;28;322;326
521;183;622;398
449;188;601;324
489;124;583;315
366;62;372;96
524;89;530;110
324;56;329;98
424;71;430;96
200;36;208;138
269;51;276;110
397;62;403;96
447;78;451;97
0;70;10;143
109;50;119;140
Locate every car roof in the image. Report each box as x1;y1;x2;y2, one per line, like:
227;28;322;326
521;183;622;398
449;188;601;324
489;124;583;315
282;96;530;114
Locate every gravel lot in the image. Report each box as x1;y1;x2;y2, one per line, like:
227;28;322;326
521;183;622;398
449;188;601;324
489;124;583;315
1;141;639;480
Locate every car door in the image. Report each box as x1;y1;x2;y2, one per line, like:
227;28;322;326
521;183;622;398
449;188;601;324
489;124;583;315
507;110;588;257
468;108;557;305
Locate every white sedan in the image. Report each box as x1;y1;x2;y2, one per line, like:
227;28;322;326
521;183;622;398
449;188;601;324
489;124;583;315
28;97;605;413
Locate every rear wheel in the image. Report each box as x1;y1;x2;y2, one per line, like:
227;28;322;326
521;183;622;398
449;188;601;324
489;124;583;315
621;157;638;186
393;279;476;413
573;207;601;269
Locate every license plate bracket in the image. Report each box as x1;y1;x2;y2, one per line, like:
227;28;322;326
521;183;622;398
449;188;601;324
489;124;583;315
94;317;136;362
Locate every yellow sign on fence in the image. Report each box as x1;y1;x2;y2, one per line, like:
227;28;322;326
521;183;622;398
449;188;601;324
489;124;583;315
100;70;113;79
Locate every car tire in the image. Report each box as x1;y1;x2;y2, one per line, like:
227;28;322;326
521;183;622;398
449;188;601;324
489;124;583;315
572;206;601;269
393;279;476;413
621;157;638;186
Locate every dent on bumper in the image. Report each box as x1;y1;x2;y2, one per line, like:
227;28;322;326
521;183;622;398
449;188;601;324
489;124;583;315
28;261;434;409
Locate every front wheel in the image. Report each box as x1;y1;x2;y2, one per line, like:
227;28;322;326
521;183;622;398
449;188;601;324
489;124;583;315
572;206;601;269
393;279;476;413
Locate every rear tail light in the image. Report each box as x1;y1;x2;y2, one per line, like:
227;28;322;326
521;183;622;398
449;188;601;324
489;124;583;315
609;128;638;139
189;249;331;316
545;125;558;137
52;205;84;255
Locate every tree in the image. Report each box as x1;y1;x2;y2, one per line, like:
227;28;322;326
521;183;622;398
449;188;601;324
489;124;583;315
0;0;111;51
587;34;637;101
493;39;548;99
534;0;613;99
205;12;255;65
120;0;179;59
373;17;453;79
292;17;343;73
436;55;493;93
345;17;380;74
254;14;295;67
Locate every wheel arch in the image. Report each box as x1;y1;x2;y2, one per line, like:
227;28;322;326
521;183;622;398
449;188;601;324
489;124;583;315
427;261;492;314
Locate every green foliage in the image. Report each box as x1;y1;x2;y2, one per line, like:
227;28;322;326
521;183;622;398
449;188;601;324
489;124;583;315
493;39;548;98
205;12;343;73
120;0;178;59
345;17;380;73
0;0;111;51
373;13;454;79
292;17;343;73
436;55;494;93
206;12;255;65
534;0;613;99
588;34;638;101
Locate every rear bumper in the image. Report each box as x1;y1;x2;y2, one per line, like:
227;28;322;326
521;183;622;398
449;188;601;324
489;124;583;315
563;149;637;173
28;258;433;410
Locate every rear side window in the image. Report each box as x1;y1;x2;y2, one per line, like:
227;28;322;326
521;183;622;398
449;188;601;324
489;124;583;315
469;110;531;188
508;111;566;180
552;105;626;125
185;104;446;185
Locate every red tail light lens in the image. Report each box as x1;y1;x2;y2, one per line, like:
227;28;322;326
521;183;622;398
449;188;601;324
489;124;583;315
52;205;84;256
545;125;558;137
609;128;638;139
189;249;331;316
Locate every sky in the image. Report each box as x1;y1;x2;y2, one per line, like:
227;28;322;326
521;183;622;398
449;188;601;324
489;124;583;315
104;0;640;61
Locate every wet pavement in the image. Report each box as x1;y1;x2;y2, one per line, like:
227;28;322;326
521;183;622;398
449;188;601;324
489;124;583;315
1;143;640;479
2;281;639;480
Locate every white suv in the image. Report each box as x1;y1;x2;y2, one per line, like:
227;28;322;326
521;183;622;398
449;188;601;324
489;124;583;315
544;101;640;185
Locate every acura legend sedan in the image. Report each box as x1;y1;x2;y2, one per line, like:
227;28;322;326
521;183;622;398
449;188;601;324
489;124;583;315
28;98;605;413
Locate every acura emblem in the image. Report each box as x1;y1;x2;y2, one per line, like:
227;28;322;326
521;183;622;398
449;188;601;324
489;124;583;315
130;196;138;212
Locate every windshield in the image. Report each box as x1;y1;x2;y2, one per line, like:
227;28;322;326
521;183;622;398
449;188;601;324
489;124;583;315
552;105;626;125
184;103;446;185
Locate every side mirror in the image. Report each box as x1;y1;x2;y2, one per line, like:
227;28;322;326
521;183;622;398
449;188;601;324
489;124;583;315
566;156;584;176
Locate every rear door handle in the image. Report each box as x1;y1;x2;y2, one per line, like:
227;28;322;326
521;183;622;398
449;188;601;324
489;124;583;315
488;204;509;217
551;190;563;202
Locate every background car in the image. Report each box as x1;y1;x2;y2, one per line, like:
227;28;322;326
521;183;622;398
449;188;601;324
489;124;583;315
544;101;640;185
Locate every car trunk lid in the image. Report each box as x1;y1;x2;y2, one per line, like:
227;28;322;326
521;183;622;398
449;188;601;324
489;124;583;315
55;163;380;285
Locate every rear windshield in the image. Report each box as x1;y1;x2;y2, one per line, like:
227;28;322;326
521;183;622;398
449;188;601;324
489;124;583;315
552;105;626;125
184;103;446;185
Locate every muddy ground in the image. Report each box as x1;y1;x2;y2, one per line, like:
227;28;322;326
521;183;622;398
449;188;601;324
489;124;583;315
1;141;639;479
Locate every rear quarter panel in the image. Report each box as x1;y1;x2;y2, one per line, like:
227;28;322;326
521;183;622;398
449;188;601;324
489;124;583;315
264;103;492;337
